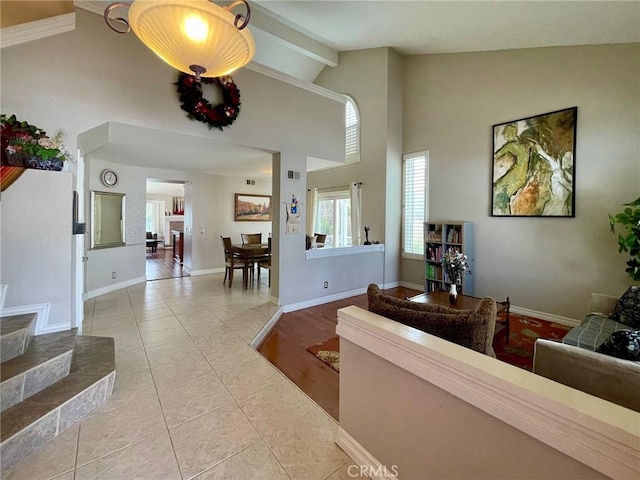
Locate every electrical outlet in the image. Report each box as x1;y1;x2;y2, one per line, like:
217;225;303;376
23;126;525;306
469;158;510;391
323;281;328;289
112;271;116;279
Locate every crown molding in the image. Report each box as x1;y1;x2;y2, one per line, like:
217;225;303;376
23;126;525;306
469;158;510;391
246;62;344;103
1;13;76;49
73;1;107;16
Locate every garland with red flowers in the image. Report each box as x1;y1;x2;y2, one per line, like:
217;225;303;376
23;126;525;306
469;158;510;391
175;73;241;131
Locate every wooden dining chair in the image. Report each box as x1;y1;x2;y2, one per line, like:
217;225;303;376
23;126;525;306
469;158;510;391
220;236;248;288
256;236;272;286
314;233;327;248
240;233;263;280
241;233;262;244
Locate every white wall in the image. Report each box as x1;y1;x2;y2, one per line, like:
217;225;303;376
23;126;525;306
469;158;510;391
313;48;402;287
1;170;73;330
313;49;391;243
402;44;640;319
86;158;146;294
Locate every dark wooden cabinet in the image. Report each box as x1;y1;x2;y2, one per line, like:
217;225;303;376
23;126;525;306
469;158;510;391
172;230;184;264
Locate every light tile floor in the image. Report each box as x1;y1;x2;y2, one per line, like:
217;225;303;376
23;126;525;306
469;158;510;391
5;274;359;480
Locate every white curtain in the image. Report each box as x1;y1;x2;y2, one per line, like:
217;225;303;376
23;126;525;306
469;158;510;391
150;200;165;239
350;182;362;245
306;188;318;236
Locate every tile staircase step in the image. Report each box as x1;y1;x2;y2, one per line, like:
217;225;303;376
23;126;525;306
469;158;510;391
0;314;37;363
1;329;78;412
0;335;116;474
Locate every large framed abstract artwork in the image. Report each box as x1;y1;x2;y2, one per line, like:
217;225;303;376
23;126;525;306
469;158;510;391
234;193;272;221
491;107;577;217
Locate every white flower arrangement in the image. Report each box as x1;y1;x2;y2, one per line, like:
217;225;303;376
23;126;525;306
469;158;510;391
441;247;470;284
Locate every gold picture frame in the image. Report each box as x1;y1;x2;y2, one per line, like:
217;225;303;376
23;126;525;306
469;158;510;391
234;193;272;222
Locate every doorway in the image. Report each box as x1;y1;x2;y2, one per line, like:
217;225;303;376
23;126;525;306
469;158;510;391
146;179;189;281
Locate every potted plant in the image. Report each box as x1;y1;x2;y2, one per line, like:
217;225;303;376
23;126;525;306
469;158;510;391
1;114;72;171
609;197;640;281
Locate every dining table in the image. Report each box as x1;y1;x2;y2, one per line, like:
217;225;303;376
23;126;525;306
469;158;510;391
232;243;270;288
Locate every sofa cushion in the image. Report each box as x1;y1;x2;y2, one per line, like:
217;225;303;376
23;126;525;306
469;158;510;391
367;285;496;356
596;330;640;361
610;285;640;328
562;314;629;351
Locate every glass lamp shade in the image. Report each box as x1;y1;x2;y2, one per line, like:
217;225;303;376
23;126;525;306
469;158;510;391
128;0;255;78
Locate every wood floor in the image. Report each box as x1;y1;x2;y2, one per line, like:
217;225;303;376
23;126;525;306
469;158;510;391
257;286;421;421
145;246;189;281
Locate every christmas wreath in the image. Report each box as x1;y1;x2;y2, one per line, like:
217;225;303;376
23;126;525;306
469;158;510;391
175;73;241;131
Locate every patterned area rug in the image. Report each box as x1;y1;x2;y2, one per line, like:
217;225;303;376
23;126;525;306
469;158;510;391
493;312;573;371
307;336;340;372
307;313;572;373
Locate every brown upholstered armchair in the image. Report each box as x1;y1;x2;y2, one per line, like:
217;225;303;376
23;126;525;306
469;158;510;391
367;284;497;357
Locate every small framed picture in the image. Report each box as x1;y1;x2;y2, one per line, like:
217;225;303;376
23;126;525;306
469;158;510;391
234;193;272;222
491;107;577;217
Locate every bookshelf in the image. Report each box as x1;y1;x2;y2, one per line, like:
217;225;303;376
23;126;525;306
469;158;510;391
424;221;474;295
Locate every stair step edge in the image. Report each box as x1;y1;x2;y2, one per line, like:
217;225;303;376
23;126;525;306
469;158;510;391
2;329;78;382
0;370;116;474
1;350;74;413
0;314;37;363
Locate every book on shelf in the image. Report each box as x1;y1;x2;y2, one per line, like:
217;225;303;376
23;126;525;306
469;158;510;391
446;226;461;243
426;245;443;262
426;229;442;242
426;264;443;280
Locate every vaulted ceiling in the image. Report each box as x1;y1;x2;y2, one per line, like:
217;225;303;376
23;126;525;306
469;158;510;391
3;1;638;178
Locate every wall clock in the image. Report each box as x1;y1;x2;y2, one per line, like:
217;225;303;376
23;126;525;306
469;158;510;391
101;169;119;187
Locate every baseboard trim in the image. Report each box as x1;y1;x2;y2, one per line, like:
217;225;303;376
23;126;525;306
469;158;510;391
84;276;146;300
283;287;367;313
397;281;424;292
190;268;225;276
336;428;399;480
510;305;580;327
250;307;284;349
0;303;61;335
282;284;579;326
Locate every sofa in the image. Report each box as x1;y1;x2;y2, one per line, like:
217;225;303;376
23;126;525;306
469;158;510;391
367;284;497;357
533;292;640;412
561;294;628;350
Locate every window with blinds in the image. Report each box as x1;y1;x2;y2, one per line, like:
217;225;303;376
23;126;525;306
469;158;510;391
345;95;360;163
402;152;428;258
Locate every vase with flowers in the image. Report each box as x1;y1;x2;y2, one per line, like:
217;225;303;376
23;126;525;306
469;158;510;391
441;247;471;304
1;114;73;171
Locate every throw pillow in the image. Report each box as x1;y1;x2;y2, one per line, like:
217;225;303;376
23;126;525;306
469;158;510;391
610;286;640;328
596;330;640;361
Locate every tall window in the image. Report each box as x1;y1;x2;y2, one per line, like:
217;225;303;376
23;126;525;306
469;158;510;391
315;189;352;248
345;95;360;164
146;200;165;237
402;152;428;259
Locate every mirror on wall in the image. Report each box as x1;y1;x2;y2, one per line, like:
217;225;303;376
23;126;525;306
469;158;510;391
91;191;125;249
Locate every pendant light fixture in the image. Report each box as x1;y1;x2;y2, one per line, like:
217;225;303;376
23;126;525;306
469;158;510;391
104;0;255;78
